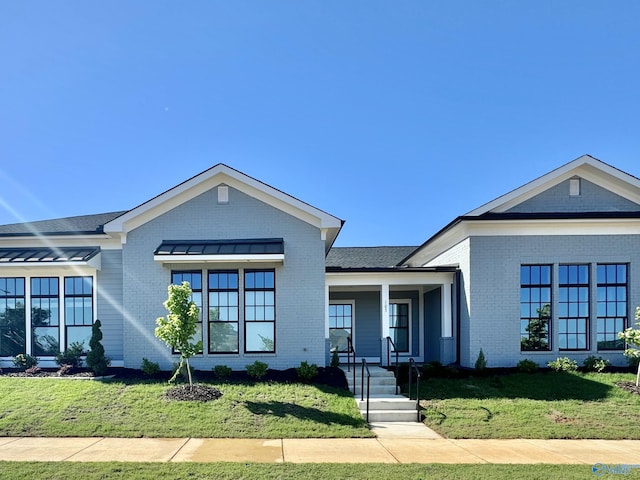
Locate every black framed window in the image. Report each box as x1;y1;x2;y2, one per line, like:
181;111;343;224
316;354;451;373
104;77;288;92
0;277;25;356
171;271;203;353
520;265;551;351
244;270;275;353
597;264;627;350
558;265;589;350
389;302;410;353
31;277;60;356
208;271;239;354
329;303;353;353
64;276;93;350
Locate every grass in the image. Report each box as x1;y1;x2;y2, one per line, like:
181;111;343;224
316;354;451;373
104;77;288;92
0;377;372;438
0;462;626;480
419;371;640;439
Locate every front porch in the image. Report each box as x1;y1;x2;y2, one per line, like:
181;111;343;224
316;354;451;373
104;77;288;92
325;268;458;367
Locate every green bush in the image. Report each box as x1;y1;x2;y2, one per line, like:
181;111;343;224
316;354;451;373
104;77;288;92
141;358;161;376
474;348;487;371
330;349;340;368
13;353;38;368
548;357;578;372
86;320;110;375
246;360;268;379
213;364;232;379
583;356;610;373
517;359;538;373
296;361;318;381
55;342;84;368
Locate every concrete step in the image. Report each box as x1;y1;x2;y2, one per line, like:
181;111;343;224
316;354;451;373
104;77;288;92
346;376;397;387
352;385;398;395
357;396;417;411
341;367;395;378
362;409;420;422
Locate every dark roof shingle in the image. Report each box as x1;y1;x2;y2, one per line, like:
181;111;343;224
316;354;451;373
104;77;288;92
326;246;418;269
0;211;127;236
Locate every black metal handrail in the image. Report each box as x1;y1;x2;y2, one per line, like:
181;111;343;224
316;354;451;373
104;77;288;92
346;336;356;393
361;358;371;422
408;357;421;421
385;336;400;394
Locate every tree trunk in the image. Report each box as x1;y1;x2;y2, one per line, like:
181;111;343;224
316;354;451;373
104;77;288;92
186;357;193;386
636;361;640;388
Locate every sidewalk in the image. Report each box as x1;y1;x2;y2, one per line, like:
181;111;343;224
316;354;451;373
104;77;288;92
0;435;639;464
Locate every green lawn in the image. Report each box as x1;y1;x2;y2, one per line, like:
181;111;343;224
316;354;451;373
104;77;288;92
419;371;640;439
0;377;372;438
0;462;625;480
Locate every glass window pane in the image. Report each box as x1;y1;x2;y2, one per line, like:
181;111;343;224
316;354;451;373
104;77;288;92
209;322;238;353
32;326;59;356
66;326;92;350
245;322;274;352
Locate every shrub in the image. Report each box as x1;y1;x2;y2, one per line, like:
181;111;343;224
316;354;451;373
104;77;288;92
583;356;610;373
296;361;318;381
13;353;38;369
141;358;161;376
517;359;538;373
246;360;268;379
548;357;578;372
86;320;111;375
55;342;85;369
474;348;487;371
330;349;340;368
213;365;232;379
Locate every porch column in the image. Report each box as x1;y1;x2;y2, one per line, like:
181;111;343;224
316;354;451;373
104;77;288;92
381;283;390;339
441;282;452;337
324;285;330;339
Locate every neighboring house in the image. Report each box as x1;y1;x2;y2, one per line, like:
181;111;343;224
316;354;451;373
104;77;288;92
0;155;638;369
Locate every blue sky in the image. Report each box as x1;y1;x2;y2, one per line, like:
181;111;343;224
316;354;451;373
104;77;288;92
1;1;639;246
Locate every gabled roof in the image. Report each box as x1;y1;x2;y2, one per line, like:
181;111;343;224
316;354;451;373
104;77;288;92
0;211;127;237
326;246;418;269
401;155;640;267
466;154;640;216
104;164;343;252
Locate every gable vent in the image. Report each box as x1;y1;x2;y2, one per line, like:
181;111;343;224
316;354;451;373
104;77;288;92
569;178;581;196
218;185;229;204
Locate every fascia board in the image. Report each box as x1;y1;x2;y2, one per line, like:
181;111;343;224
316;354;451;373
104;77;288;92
154;254;284;264
104;165;342;235
326;270;455;286
466;155;640;216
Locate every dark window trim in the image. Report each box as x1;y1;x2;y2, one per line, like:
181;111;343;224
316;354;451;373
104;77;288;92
596;263;628;351
31;277;60;356
208;270;239;354
520;264;552;352
244;269;276;354
170;270;203;354
558;264;590;351
63;276;94;351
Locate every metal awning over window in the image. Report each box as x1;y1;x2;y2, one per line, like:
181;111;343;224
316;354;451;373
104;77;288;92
0;247;101;269
154;239;284;264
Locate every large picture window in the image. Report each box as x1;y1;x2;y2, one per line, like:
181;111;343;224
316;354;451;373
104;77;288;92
597;264;627;350
329;303;353;353
0;277;25;357
208;271;239;353
31;277;60;356
244;270;275;353
171;271;203;353
558;265;589;350
64;276;94;350
520;265;551;351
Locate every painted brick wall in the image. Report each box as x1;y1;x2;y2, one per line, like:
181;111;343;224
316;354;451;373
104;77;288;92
467;234;640;368
507;178;640;213
121;186;326;370
96;249;124;361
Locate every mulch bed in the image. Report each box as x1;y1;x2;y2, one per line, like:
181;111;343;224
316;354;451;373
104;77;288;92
164;384;223;402
615;381;640;395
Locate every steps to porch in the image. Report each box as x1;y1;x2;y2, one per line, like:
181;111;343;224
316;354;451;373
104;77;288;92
341;366;420;423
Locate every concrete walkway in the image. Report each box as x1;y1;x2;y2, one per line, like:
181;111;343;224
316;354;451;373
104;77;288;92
0;435;639;464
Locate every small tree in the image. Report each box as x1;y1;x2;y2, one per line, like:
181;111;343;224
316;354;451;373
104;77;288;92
618;306;640;387
155;282;201;386
86;319;110;375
